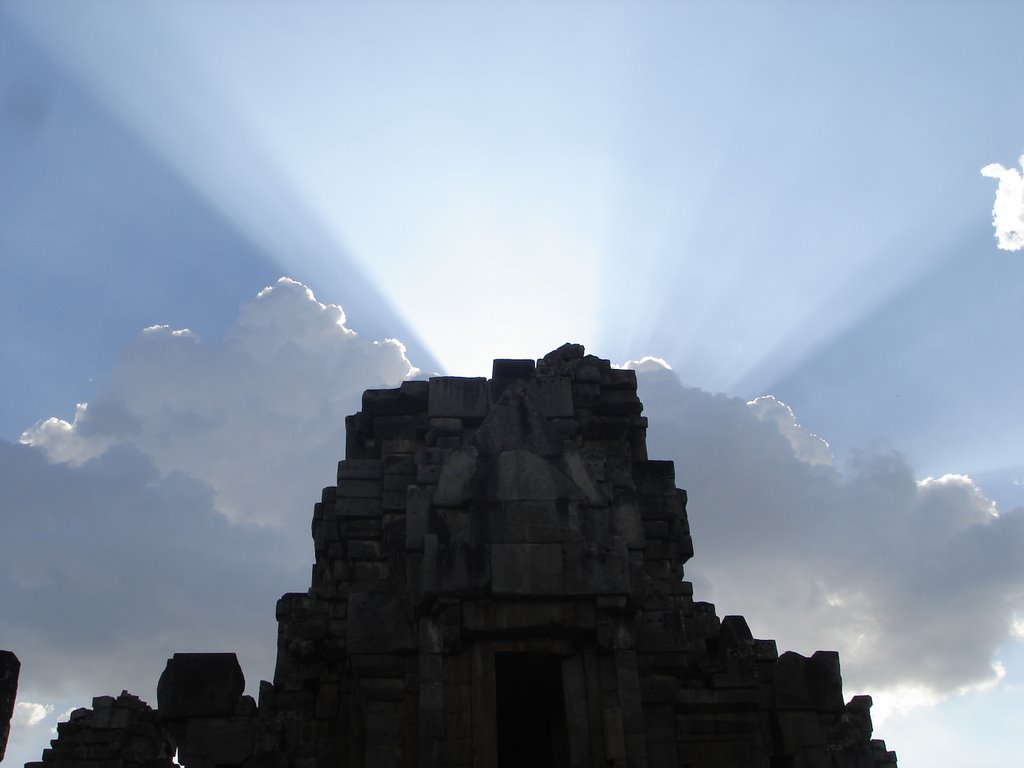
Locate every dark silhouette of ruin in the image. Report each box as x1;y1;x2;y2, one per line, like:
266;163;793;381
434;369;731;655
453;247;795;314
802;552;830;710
0;651;18;763
11;344;898;767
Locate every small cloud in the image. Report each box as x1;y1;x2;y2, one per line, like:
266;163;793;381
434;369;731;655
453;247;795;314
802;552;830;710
19;404;111;465
980;155;1024;251
615;355;673;372
12;702;53;728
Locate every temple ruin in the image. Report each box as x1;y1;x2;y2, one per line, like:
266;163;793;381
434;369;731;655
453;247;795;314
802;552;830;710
16;344;897;767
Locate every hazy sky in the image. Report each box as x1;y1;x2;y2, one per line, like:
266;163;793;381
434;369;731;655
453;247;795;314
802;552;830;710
2;3;1023;766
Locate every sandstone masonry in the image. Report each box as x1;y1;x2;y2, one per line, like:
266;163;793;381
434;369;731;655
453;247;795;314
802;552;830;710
28;344;897;767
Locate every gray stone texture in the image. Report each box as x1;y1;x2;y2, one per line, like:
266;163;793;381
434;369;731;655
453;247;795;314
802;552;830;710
31;344;898;768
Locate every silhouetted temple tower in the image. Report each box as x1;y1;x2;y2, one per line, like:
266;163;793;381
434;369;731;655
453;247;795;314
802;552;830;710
266;343;896;767
26;344;897;768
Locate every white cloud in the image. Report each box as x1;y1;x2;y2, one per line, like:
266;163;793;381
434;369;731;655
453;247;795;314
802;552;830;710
981;156;1024;251
615;355;673;372
21;277;417;525
12;702;53;728
636;366;1024;698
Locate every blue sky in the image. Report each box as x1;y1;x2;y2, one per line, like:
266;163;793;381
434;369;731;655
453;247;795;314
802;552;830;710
2;2;1023;766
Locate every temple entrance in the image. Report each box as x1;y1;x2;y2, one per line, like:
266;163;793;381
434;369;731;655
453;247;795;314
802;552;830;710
494;653;570;768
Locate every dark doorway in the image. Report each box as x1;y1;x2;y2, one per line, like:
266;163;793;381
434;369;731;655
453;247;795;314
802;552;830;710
495;653;570;768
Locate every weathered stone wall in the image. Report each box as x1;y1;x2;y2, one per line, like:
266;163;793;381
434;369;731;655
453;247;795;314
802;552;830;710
0;650;19;763
32;344;897;768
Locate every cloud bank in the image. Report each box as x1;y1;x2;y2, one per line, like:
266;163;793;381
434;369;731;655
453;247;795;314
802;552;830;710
5;277;1023;762
981;156;1024;251
3;278;417;763
21;277;418;525
630;365;1024;698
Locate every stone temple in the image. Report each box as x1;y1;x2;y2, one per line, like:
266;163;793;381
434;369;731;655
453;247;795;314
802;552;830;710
15;344;897;767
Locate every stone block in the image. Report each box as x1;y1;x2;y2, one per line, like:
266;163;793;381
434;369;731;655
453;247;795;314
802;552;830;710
359;679;406;701
637;610;686;653
494;449;577;502
774;651;844;713
433;446;480;506
381;438;417;455
352;561;392;581
415;463;442;484
347;592;415;653
490;359;537;400
563;541;631;595
525;376;575;418
336;496;382;517
157;653;244;720
491;542;563;595
773;710;826;759
596;388;643;416
405;485;433;549
337;478;382;499
473;390;563;457
361;381;428;417
601;367;638;390
559;445;609;505
633;460;677;494
611;490;645;548
491;500;575;544
338;518;382;538
428;377;489;419
337;459;384;481
438;507;472;542
540;342;586;366
372;415;418;441
603;708;626;760
462;600;595;632
421;535;491;596
182;717;256;766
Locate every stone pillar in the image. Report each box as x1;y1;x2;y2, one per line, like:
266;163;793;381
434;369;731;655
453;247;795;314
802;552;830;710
0;650;20;763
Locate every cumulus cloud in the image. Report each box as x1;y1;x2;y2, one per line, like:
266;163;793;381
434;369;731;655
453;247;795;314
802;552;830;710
981;156;1024;251
616;355;673;372
4;278;420;764
12;702;53;728
21;277;417;525
634;365;1024;699
6;277;1022;763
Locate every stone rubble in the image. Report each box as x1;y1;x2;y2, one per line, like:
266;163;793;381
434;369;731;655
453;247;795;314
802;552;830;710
27;344;898;767
24;692;174;768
